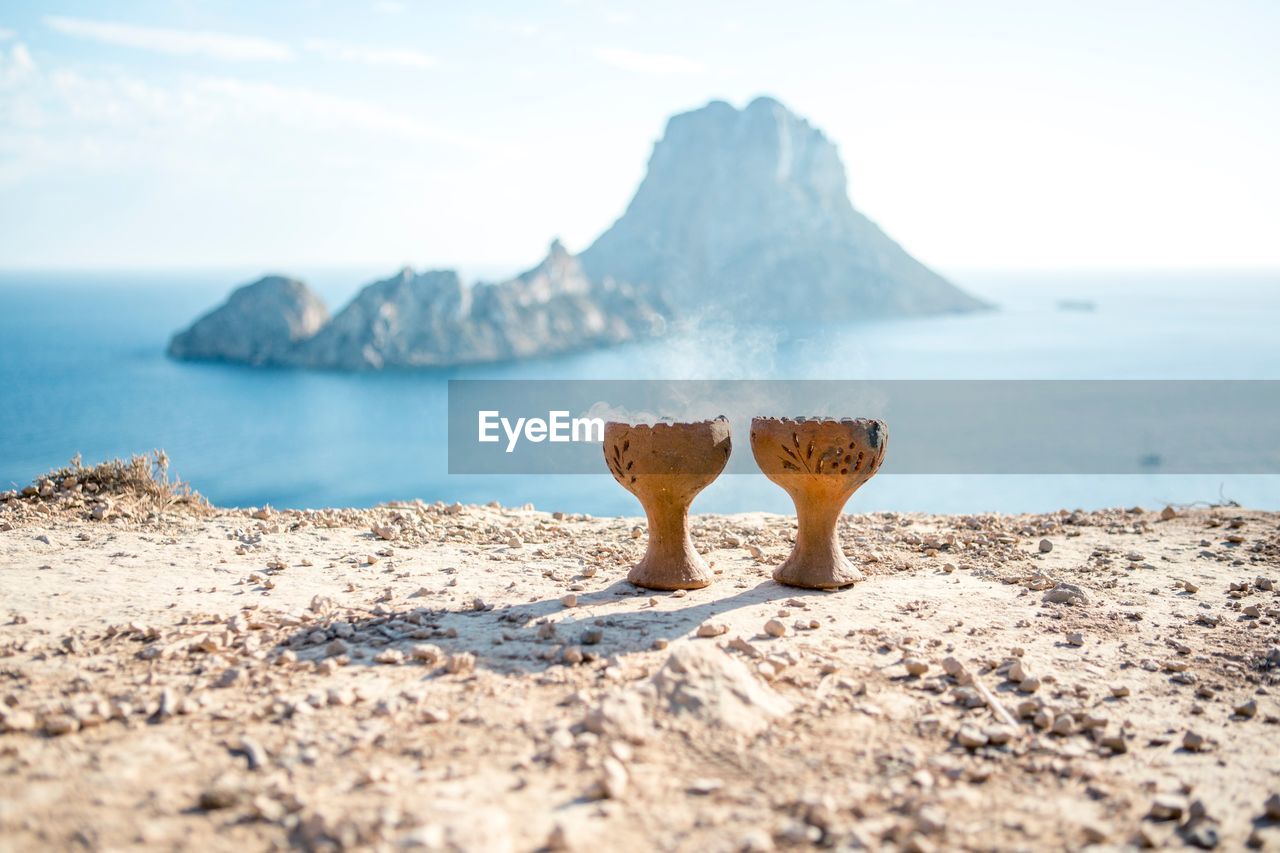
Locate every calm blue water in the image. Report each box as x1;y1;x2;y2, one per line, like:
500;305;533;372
2;269;1278;514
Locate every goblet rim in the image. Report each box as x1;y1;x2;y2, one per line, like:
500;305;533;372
751;416;885;429
604;415;729;433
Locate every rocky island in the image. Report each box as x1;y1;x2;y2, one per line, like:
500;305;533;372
167;276;329;366
581;96;986;321
281;241;663;370
169;97;987;370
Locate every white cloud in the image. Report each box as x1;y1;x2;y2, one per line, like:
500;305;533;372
0;27;17;42
0;54;497;191
44;15;293;62
469;13;541;38
591;47;703;75
373;1;406;13
0;42;36;90
194;76;458;141
304;38;437;69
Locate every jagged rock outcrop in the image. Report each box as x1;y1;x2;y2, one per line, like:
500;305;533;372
283;241;664;370
580;96;987;320
167;276;329;365
170;96;986;370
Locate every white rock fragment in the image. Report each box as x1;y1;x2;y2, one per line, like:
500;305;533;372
446;652;476;674
903;658;929;677
411;644;443;665
651;645;792;737
598;757;629;799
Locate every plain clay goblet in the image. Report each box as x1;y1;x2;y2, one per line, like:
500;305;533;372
750;417;888;589
603;418;731;590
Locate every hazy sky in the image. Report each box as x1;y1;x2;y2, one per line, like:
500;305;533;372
1;0;1276;273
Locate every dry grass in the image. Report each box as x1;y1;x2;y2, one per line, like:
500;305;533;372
5;450;208;521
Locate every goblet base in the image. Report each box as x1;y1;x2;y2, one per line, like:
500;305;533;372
772;553;864;590
627;555;713;591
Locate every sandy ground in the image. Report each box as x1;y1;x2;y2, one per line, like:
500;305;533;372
1;490;1279;851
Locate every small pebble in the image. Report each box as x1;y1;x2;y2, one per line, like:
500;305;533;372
1184;825;1219;849
599;757;628;799
1148;794;1187;821
411;644;442;664
1081;824;1109;844
43;714;79;736
984;724;1015;745
763;619;786;638
446;652;476;674
1101;732;1127;753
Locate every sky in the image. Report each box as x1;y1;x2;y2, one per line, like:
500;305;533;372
0;0;1277;274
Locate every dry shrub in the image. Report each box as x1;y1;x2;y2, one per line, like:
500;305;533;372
8;450;209;519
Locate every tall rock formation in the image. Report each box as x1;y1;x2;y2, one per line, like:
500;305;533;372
167;276;328;365
168;96;986;371
283;241;664;370
580;96;986;320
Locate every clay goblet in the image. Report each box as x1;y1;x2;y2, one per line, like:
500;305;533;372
604;418;732;590
750;417;888;589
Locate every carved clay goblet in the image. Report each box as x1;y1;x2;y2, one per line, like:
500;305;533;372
604;418;732;590
751;417;888;589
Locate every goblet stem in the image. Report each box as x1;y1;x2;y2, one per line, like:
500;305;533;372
775;498;863;589
629;493;711;590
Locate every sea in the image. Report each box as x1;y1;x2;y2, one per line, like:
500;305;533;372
2;269;1277;516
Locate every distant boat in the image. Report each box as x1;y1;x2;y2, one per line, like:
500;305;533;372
1057;299;1097;312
